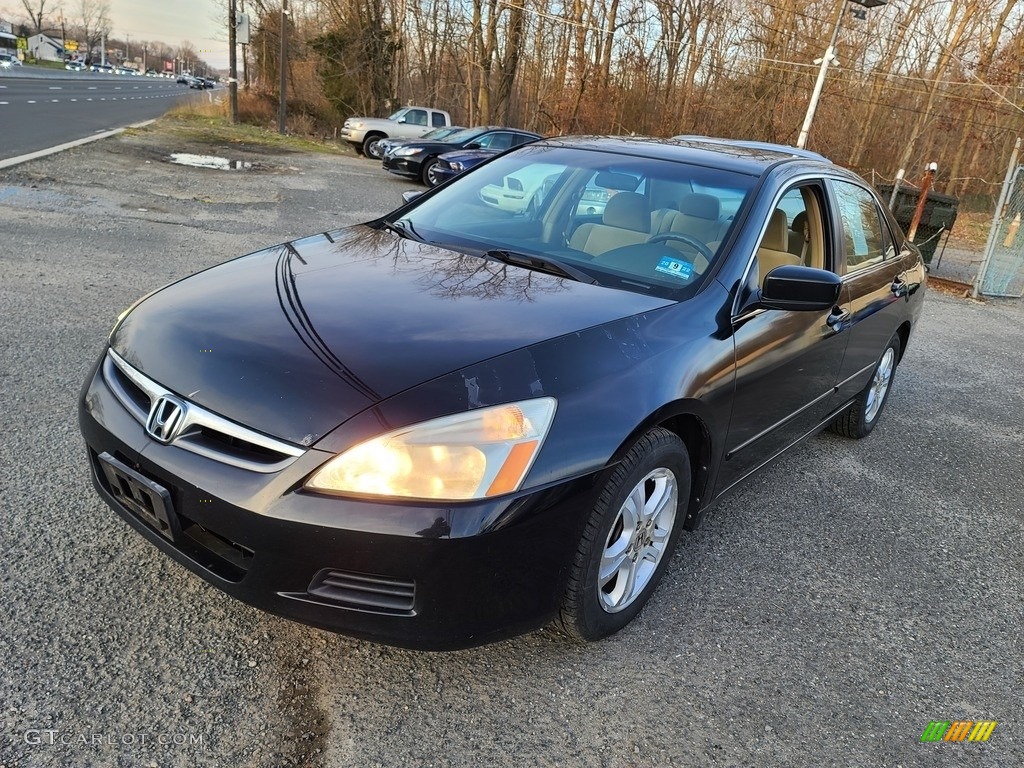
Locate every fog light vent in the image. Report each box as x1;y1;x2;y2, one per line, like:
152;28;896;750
307;569;415;614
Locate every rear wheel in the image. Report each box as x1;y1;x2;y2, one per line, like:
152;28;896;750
830;334;901;438
557;428;690;642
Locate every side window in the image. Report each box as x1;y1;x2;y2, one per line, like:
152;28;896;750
832;181;887;273
512;133;536;147
754;185;824;287
431;112;446;128
487;133;515;150
405;109;428;127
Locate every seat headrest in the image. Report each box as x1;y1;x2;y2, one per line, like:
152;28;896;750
678;193;720;221
762;209;789;252
603;192;649;233
791;211;808;237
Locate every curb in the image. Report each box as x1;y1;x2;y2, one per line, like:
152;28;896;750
0;119;156;170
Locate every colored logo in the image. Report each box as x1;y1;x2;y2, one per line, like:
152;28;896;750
920;721;997;742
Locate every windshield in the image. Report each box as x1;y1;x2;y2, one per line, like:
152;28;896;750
420;126;462;142
387;108;408;121
439;127;489;145
393;144;757;300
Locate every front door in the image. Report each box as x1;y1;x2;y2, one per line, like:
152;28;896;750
718;184;850;493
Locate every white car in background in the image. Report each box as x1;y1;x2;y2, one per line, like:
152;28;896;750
479;164;566;214
0;53;23;69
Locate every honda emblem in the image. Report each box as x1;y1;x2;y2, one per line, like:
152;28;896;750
146;395;187;443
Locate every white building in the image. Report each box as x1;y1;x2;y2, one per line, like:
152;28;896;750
0;20;19;56
27;33;63;62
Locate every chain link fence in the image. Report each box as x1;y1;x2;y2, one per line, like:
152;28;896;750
978;163;1024;298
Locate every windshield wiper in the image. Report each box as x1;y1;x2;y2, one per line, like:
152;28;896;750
379;218;423;242
483;249;598;285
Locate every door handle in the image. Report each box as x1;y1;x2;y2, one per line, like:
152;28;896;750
891;274;909;297
826;306;850;329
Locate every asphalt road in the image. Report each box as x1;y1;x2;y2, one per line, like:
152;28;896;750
0;129;1020;768
0;74;203;160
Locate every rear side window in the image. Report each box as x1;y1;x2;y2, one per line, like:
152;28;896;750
832;180;887;273
431;112;447;127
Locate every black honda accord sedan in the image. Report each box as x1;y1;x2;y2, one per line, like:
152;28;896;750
79;137;926;650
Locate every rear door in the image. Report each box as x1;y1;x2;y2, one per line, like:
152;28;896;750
827;179;908;401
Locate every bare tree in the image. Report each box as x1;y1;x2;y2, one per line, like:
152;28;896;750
20;0;54;34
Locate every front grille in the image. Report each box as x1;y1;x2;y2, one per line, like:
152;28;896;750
306;569;415;615
102;349;305;473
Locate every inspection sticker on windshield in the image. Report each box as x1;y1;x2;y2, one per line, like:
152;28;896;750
655;256;694;280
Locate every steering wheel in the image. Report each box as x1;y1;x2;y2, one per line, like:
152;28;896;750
645;232;715;263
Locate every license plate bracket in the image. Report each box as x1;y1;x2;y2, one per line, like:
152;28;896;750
97;452;180;541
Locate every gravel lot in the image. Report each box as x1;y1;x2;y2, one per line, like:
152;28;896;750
1;125;1021;768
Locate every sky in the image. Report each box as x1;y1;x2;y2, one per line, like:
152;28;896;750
110;0;229;69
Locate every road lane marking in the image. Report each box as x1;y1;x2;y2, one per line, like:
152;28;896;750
49;86;61;90
70;98;77;102
27;100;36;103
0;101;8;105
51;99;59;102
0;119;157;170
88;86;96;90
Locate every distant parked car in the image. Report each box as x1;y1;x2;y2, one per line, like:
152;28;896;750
65;60;87;71
383;126;542;186
91;63;113;73
377;126;466;158
188;77;205;89
176;75;189;84
430;134;541;187
342;106;453;159
0;53;22;69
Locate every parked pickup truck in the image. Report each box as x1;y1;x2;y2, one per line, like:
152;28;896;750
342;106;452;160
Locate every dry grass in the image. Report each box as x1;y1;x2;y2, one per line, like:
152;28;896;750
946;209;993;252
139;91;348;155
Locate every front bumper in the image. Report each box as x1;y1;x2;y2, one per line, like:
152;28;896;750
382;155;421;179
78;353;598;650
341;126;366;144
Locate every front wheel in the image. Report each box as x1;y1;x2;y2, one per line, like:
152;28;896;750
830;333;901;439
363;134;385;160
557;428;690;642
421;157;441;186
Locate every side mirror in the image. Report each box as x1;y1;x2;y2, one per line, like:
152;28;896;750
401;190;423;204
759;265;841;311
396;117;407;124
465;142;482;150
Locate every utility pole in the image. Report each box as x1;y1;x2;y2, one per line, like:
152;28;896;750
229;0;238;123
796;0;847;150
796;0;888;149
278;0;288;133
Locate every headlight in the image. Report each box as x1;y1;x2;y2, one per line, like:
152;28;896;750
394;147;423;157
449;161;464;172
305;398;557;501
351;121;364;129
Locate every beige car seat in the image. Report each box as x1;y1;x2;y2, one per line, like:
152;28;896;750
757;209;801;285
570;192;650;257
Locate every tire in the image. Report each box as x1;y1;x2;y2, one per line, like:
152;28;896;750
363;134;385;160
830;333;901;439
557;427;690;642
421;157;441;186
352;143;364;156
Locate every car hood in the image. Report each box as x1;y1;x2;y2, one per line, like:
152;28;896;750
110;226;672;445
396;140;462;154
440;149;497;164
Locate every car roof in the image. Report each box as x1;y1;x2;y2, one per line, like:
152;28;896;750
534;135;832;175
